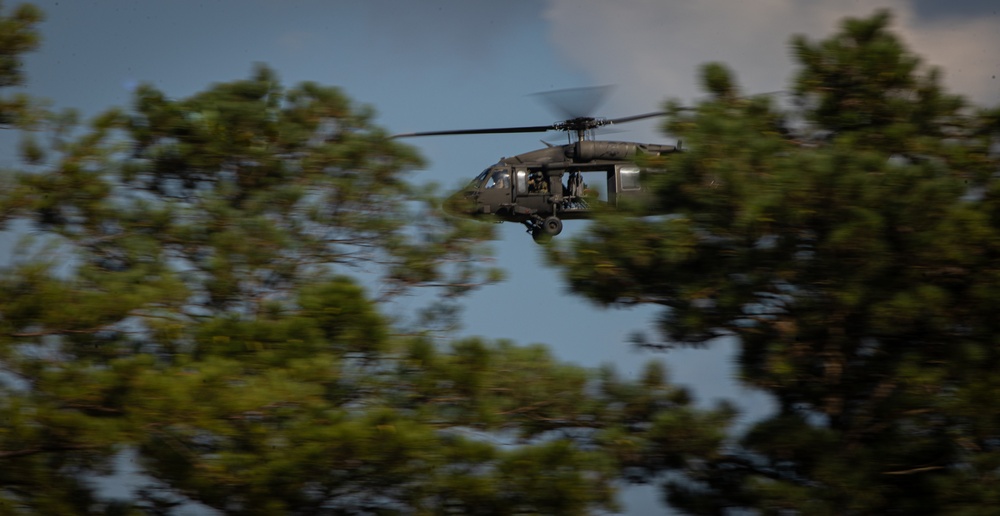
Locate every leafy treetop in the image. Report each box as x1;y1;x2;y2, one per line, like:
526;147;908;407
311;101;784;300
549;10;1000;514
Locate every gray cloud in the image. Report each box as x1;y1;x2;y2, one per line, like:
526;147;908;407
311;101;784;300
545;0;1000;121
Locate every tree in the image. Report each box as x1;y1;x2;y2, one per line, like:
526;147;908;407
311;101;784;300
549;11;1000;514
0;0;42;227
0;0;42;128
0;5;732;513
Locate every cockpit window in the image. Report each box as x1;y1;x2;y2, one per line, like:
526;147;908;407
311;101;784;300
484;168;510;189
472;168;491;187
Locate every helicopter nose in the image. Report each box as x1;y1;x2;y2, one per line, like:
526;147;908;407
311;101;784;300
443;189;479;218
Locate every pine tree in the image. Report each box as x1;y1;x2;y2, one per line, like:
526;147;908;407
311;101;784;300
549;11;1000;514
0;0;42;128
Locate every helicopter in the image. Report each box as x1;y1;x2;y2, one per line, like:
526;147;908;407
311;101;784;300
393;88;680;243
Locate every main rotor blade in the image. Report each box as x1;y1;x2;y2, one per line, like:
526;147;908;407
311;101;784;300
392;124;555;139
533;85;614;120
607;111;669;125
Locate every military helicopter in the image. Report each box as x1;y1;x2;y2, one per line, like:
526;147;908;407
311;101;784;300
393;88;680;243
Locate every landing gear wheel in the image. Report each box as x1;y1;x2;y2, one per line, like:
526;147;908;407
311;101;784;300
542;216;563;236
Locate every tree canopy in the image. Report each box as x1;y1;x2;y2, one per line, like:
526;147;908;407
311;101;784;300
8;4;1000;514
550;10;1000;514
0;0;41;128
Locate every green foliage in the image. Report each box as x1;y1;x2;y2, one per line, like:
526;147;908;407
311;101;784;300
7;61;503;308
116;338;686;515
550;10;1000;514
0;0;43;127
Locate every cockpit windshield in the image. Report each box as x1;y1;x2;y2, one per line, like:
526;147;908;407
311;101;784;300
471;167;491;187
484;168;510;189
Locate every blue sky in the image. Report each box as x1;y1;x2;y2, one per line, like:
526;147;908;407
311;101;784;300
2;1;998;513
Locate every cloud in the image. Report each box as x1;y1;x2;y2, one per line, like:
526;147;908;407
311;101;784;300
895;13;1000;105
544;0;1000;118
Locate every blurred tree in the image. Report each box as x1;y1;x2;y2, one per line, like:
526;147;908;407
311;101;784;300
549;10;1000;514
0;5;731;514
0;0;42;226
0;0;42;128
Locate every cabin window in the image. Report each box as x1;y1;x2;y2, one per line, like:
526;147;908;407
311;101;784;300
526;170;549;194
516;169;527;194
620;166;641;190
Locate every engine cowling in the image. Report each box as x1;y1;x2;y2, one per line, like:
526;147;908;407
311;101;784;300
567;141;676;163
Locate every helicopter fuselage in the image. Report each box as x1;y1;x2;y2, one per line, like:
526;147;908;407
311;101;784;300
445;140;678;241
392;103;679;242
